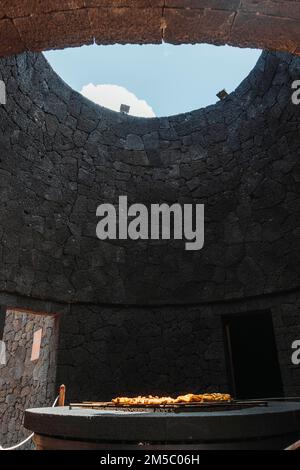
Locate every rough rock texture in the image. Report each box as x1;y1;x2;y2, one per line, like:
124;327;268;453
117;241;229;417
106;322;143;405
0;309;58;448
0;52;299;305
56;289;300;402
0;49;299;444
0;1;300;56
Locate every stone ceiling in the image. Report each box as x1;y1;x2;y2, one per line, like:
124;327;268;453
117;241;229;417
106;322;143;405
0;1;300;57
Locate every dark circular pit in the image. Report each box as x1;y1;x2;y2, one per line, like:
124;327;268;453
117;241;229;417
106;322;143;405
25;401;300;450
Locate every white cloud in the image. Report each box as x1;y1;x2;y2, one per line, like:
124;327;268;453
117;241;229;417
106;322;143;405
80;83;155;118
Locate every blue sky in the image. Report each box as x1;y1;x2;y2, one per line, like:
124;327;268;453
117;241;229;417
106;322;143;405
45;44;261;117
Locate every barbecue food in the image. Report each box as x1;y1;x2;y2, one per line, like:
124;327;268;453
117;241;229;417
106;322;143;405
201;393;232;402
112;396;176;405
174;394;203;403
112;393;232;406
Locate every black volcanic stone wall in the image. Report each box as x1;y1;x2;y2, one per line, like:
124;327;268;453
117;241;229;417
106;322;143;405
57;304;228;402
0;49;299;413
56;290;300;402
0;51;299;306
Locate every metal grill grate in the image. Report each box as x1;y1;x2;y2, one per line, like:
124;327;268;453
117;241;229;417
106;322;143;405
69;400;269;413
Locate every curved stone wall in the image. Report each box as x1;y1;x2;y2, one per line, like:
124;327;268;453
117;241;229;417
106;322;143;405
1;1;300;57
0;51;299;306
0;7;300;447
56;291;300;402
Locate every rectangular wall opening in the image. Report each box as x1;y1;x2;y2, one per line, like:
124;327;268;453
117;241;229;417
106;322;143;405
223;310;283;400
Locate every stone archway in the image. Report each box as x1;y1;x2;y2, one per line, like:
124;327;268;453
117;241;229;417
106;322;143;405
0;1;300;57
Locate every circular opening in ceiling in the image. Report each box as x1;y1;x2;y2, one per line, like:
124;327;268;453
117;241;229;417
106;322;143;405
44;44;261;118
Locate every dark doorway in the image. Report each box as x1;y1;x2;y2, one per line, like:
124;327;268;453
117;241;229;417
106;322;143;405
223;311;283;400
